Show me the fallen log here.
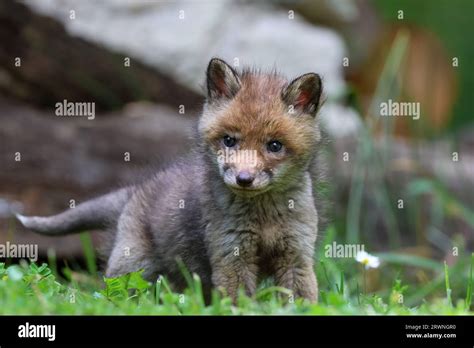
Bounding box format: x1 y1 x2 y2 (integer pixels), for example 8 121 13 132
0 97 196 257
0 0 202 113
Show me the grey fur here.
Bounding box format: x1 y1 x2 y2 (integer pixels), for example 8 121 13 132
16 188 131 235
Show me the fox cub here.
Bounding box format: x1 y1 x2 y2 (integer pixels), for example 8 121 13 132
17 58 325 302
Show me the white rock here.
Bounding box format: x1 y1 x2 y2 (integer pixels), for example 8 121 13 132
25 0 361 137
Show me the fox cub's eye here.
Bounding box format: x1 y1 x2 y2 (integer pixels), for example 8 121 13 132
223 135 237 147
267 140 283 153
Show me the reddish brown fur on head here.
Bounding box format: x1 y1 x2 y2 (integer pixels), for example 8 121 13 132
200 58 323 195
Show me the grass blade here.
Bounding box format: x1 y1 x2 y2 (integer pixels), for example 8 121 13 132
376 252 442 271
444 261 452 307
466 253 474 310
79 232 97 276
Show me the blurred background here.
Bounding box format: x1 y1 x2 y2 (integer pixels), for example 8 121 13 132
0 0 473 305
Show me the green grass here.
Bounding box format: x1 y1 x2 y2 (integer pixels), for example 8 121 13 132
0 251 472 315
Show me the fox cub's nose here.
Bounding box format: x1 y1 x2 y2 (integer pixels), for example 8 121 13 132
236 171 254 187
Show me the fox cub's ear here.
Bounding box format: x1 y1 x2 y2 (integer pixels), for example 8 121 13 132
282 73 322 116
206 58 241 102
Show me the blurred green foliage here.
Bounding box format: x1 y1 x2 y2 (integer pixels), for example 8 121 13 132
373 0 474 132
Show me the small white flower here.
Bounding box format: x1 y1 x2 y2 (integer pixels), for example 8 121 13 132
355 251 380 269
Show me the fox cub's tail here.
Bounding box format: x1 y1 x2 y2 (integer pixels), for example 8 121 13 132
16 187 132 235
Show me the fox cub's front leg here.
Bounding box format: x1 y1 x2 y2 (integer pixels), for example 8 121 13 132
209 231 259 301
274 256 318 303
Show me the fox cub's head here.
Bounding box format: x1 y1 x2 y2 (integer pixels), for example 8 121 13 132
199 58 323 196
